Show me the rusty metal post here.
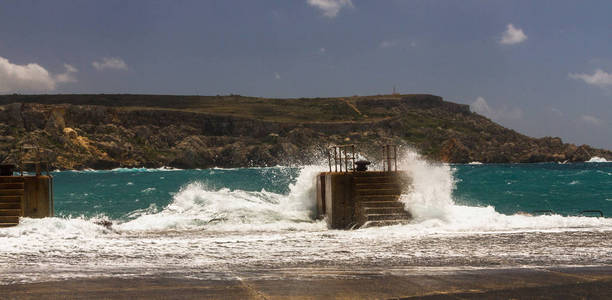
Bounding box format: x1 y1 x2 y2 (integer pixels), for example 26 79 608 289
381 146 385 171
386 145 391 172
394 145 397 172
352 145 355 172
338 147 342 172
344 146 348 172
334 147 338 172
328 148 332 172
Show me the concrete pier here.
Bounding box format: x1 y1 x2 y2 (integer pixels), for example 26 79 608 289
0 175 53 227
316 171 411 229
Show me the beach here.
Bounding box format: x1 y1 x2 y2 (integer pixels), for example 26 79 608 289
1 266 610 299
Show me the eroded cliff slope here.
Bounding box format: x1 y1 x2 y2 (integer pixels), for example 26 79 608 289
0 94 609 169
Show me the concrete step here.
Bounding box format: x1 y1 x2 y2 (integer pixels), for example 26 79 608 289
0 202 20 209
354 176 397 184
0 183 24 189
363 207 406 215
0 196 21 203
361 220 410 227
0 189 24 196
0 177 25 183
365 213 410 221
359 201 405 208
357 195 400 202
355 188 401 196
355 183 400 190
353 171 400 177
0 209 21 216
0 216 19 223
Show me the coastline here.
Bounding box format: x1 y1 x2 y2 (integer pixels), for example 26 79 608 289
0 266 610 299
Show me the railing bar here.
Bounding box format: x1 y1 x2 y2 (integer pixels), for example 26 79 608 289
381 146 385 171
389 145 391 172
344 146 348 172
352 145 355 172
394 145 397 172
334 147 338 172
328 148 332 172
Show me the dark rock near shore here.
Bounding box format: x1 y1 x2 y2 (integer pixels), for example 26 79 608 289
0 94 610 170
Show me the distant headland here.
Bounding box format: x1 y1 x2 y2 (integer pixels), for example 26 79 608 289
0 94 610 170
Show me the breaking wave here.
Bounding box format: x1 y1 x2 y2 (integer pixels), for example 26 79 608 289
3 150 611 237
587 156 609 163
398 150 612 233
117 165 324 232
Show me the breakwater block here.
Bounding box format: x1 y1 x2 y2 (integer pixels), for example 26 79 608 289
316 171 411 229
0 175 53 227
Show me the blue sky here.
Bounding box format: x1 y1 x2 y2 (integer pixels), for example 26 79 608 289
1 0 611 149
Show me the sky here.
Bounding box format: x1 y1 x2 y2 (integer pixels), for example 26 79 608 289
0 0 611 149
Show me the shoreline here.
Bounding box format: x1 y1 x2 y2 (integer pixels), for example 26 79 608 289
24 159 612 173
0 266 610 299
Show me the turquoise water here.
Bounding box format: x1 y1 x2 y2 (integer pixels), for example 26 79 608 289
2 159 611 284
453 163 612 217
53 163 611 221
53 167 298 220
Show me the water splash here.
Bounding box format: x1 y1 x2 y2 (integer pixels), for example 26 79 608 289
118 165 326 232
397 148 612 233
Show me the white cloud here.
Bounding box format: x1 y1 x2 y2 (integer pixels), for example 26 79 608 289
500 24 527 45
580 115 605 127
379 40 398 49
54 64 78 83
92 57 128 71
274 72 281 80
307 0 353 18
0 56 77 93
471 97 523 120
569 69 612 88
550 107 564 117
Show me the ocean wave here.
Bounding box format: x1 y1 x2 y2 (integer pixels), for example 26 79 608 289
117 165 324 232
4 153 611 236
65 166 184 173
587 156 609 163
397 149 612 233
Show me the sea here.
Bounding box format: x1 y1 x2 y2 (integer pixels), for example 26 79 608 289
0 151 611 284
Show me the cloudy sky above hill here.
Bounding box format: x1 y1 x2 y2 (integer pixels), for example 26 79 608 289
0 1 611 149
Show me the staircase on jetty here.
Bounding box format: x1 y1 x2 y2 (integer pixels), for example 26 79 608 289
0 176 24 227
354 171 410 227
0 146 54 227
316 144 411 229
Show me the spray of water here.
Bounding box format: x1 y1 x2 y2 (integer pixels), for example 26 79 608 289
397 148 612 232
117 165 326 232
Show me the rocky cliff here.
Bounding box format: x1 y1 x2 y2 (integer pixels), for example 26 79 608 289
0 94 609 170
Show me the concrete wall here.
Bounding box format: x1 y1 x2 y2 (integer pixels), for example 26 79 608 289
22 176 53 218
315 174 326 219
316 171 411 229
322 172 356 229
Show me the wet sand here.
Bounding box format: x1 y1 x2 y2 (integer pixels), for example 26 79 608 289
0 266 610 299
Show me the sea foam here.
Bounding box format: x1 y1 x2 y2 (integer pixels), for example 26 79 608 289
117 165 325 232
398 149 612 233
587 156 609 163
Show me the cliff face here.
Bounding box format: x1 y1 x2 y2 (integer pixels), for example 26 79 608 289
0 94 609 170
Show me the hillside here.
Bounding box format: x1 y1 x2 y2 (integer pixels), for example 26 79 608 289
0 94 609 169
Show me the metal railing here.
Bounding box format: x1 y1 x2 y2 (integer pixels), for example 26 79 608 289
382 144 398 172
19 146 52 176
328 145 356 172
